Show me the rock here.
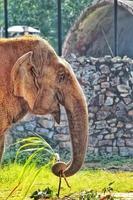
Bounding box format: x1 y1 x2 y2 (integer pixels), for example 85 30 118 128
127 148 133 156
38 118 54 129
119 71 124 76
89 137 99 146
70 53 77 59
89 113 95 118
47 131 54 139
105 97 114 106
97 134 103 140
110 127 117 133
24 122 36 131
127 103 133 110
16 125 24 132
125 123 133 129
117 138 125 147
88 65 96 71
53 134 70 142
115 130 124 138
36 128 49 135
106 147 112 153
123 56 132 62
94 84 100 91
117 121 124 128
120 93 129 97
99 140 112 146
99 94 105 105
111 57 122 63
95 121 107 129
128 110 133 116
101 82 110 89
119 147 129 156
77 56 86 63
104 55 112 62
116 102 127 121
99 129 109 135
89 106 99 113
99 147 106 155
113 63 123 69
90 57 99 65
125 139 133 146
104 134 114 139
88 147 95 154
106 91 116 97
112 147 119 154
115 98 119 103
123 97 132 105
96 110 110 120
100 64 110 74
111 77 120 86
59 141 71 149
117 84 130 93
107 118 117 124
113 139 117 147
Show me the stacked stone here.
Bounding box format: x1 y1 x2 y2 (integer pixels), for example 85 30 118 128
8 55 133 156
66 54 133 156
8 115 55 145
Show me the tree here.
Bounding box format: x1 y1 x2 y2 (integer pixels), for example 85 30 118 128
0 0 93 51
8 0 57 48
62 0 93 40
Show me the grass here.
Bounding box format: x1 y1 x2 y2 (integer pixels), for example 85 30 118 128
0 164 133 200
85 154 133 170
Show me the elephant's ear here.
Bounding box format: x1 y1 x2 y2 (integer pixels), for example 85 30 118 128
11 51 39 110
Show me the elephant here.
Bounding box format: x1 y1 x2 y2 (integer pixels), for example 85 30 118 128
0 36 88 177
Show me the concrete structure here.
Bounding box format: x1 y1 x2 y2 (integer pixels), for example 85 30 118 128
63 0 133 58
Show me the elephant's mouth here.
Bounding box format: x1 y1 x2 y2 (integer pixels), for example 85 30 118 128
32 107 48 115
51 102 61 124
33 98 61 124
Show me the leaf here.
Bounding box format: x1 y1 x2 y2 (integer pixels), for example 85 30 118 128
108 182 115 186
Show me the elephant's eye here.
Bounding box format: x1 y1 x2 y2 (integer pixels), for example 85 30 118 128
58 72 66 83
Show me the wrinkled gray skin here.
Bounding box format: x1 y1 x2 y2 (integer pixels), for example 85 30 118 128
0 37 88 177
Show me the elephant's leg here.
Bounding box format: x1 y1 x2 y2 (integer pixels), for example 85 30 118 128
0 134 5 164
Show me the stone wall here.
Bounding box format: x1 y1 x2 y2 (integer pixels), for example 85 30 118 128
8 55 133 156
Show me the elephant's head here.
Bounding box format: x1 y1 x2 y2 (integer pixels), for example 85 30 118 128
11 45 88 177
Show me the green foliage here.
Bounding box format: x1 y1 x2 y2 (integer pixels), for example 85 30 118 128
6 134 56 200
30 187 53 200
1 164 133 199
0 0 4 27
0 0 93 50
3 133 56 165
8 0 57 48
29 182 118 200
62 0 93 40
67 182 117 199
15 134 55 165
78 187 116 200
85 153 133 169
79 190 100 200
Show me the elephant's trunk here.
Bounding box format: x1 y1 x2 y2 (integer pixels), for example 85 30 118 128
52 82 88 177
64 92 88 177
